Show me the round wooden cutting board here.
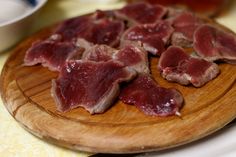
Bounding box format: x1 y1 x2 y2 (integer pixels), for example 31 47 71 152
1 24 236 154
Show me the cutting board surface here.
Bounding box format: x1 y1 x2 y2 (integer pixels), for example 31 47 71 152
1 24 236 154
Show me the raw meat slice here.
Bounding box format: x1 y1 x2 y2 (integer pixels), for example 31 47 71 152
115 2 167 25
119 75 183 116
123 20 173 43
52 60 136 113
171 12 203 47
24 39 84 71
89 18 124 47
172 12 203 27
158 46 220 87
70 38 94 60
122 20 174 55
193 24 236 64
83 44 150 74
54 15 91 42
54 10 124 47
82 44 116 62
114 45 150 74
140 35 166 56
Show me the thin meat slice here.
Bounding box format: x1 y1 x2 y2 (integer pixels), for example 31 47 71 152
123 20 173 43
115 2 167 26
141 35 166 56
24 39 84 71
114 45 150 74
171 12 203 47
172 12 203 27
158 46 220 87
82 44 116 62
194 24 236 64
119 75 183 116
83 44 150 74
54 15 91 42
122 20 174 55
54 10 124 47
70 38 94 60
193 25 219 61
52 60 136 113
89 18 124 47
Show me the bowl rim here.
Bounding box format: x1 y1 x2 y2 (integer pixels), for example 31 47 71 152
0 0 48 27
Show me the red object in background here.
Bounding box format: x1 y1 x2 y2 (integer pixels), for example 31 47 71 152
132 0 227 16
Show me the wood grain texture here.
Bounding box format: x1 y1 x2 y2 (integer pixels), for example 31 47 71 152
1 23 236 154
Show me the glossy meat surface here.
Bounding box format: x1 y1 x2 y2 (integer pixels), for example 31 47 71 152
116 2 167 25
158 46 220 87
52 60 136 113
119 75 183 116
194 24 236 64
24 39 83 71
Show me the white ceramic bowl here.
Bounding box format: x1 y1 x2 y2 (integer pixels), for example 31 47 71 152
0 0 47 52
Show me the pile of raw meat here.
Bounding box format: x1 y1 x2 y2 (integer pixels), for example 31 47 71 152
24 3 236 116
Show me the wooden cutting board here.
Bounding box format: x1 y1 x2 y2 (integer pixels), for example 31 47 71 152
1 24 236 154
